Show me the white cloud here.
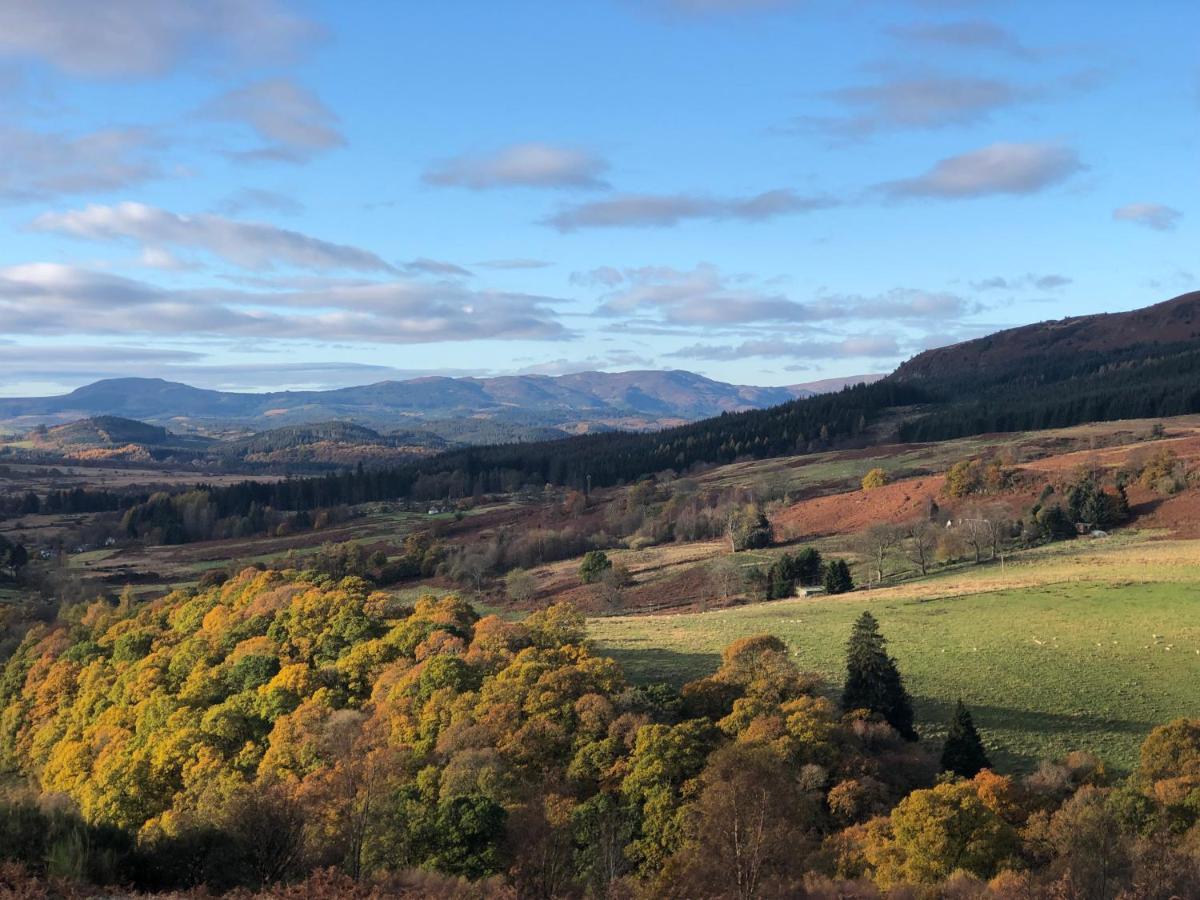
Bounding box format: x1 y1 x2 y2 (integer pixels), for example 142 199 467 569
0 126 159 203
805 74 1029 137
0 0 317 77
879 142 1083 199
668 336 901 361
202 79 344 163
592 265 973 326
33 202 394 273
1112 202 1182 231
0 263 570 345
424 143 609 190
138 246 200 271
510 351 655 376
546 189 834 231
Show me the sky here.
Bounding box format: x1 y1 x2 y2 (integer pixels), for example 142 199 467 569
0 0 1195 396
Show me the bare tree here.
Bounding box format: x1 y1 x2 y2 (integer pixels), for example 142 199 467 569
505 568 538 604
955 513 993 564
595 562 633 611
903 519 938 576
709 555 744 606
982 502 1012 561
858 523 903 585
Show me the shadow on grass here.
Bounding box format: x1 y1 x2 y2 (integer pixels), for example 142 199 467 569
601 650 1154 773
913 694 1153 772
601 645 721 687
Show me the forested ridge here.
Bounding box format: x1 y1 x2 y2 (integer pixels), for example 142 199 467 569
897 342 1200 441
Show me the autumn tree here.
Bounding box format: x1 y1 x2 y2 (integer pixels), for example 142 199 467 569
667 743 816 898
842 611 916 740
872 780 1014 886
862 468 888 490
621 719 720 875
1136 717 1200 804
1042 785 1131 899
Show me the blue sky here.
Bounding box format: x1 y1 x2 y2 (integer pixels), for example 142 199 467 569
0 0 1195 395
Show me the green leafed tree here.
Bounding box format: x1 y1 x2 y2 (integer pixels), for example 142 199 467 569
579 550 613 584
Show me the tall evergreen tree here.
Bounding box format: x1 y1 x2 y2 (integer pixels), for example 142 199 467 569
842 611 917 740
941 699 990 777
823 559 854 595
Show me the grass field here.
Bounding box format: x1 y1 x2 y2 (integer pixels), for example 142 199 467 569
589 534 1200 774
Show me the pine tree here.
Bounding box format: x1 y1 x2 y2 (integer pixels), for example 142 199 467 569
842 611 917 740
941 699 990 777
823 559 854 595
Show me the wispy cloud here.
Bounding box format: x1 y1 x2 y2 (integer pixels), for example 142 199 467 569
801 73 1031 138
546 189 835 231
0 126 160 203
887 21 1035 59
0 0 318 77
33 202 393 273
475 258 553 270
403 257 473 277
971 273 1072 291
215 187 305 217
668 335 901 361
878 142 1083 199
202 78 344 163
655 0 800 14
1112 202 1182 231
591 264 974 327
0 263 570 344
424 143 610 190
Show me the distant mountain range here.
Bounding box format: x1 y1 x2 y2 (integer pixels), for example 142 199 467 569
0 370 884 439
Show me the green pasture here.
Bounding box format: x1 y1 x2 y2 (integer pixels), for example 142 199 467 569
590 568 1200 773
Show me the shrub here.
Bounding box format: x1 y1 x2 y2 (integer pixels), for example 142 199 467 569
862 468 888 490
579 550 612 584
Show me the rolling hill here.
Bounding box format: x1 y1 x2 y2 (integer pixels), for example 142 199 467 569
892 291 1200 440
0 370 832 434
893 290 1200 385
34 415 171 448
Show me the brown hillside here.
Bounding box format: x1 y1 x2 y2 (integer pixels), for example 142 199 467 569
893 291 1200 382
